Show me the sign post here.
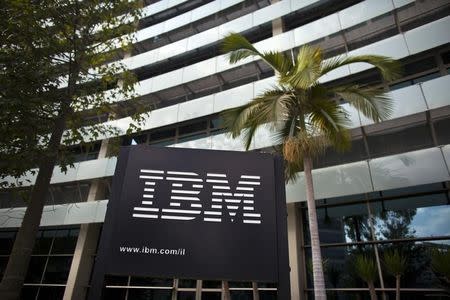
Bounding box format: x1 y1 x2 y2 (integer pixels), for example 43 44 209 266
88 146 290 299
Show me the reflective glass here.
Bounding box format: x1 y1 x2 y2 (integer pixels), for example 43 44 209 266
25 256 47 283
230 290 252 299
0 256 8 278
33 230 55 254
102 288 126 300
178 291 195 300
303 203 371 245
51 229 79 254
130 277 173 287
127 289 172 299
37 286 65 300
42 256 73 284
202 280 221 288
372 195 450 240
378 240 450 288
104 275 128 286
229 281 251 288
178 278 196 288
21 286 38 300
0 231 16 255
305 245 374 288
201 292 221 300
259 291 277 300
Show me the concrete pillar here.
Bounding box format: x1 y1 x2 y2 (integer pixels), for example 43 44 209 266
287 203 301 300
63 139 109 300
271 0 283 36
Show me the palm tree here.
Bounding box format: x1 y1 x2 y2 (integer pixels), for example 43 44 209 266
354 254 379 300
221 33 401 299
383 250 407 300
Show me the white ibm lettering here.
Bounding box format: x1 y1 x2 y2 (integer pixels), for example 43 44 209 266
133 169 262 224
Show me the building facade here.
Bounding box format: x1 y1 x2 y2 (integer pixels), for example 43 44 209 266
1 0 450 299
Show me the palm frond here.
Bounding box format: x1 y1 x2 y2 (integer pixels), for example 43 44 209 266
354 254 378 283
221 33 261 64
220 87 291 147
260 51 293 76
383 250 407 277
333 85 393 122
222 33 292 74
221 104 254 138
281 45 323 88
320 54 402 82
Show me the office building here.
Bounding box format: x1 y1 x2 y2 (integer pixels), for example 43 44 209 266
1 0 449 299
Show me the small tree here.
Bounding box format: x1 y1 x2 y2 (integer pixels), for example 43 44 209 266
383 250 407 300
221 33 401 299
354 255 378 300
0 1 144 299
430 249 450 294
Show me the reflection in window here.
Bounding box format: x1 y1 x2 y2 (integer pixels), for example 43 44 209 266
301 182 450 292
371 193 450 240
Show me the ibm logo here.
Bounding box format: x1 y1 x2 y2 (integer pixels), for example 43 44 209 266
132 169 262 224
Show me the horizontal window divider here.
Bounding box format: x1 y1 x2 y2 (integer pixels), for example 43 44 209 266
313 188 450 209
303 235 450 248
304 288 448 292
105 285 173 289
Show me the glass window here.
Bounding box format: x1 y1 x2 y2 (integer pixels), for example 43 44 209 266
209 118 224 132
150 129 176 141
229 281 252 288
42 256 73 284
21 286 39 300
179 121 207 135
259 291 277 300
434 117 450 145
178 278 196 288
25 256 47 283
33 230 55 254
178 291 195 300
0 231 16 255
201 292 221 300
51 228 79 254
372 193 449 240
389 80 412 91
412 72 440 84
442 50 450 65
0 256 8 278
378 240 450 288
104 275 128 286
258 282 277 288
131 134 148 145
177 132 207 144
306 245 374 288
230 290 253 299
127 289 172 299
130 277 173 287
366 123 433 158
37 286 65 300
202 280 221 288
303 202 371 245
315 138 367 168
102 288 126 300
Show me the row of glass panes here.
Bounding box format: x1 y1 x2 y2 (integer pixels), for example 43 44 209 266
122 116 224 147
0 227 80 300
299 182 450 291
102 277 277 300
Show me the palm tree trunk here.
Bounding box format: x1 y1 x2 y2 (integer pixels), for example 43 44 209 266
0 113 67 300
222 281 230 300
395 275 401 300
367 281 377 300
303 156 326 300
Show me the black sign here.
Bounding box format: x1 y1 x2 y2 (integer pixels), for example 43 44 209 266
88 146 290 299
